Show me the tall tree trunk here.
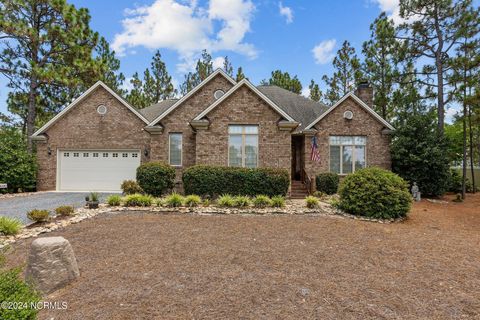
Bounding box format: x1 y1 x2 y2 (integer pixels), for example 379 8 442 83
468 94 476 193
26 77 38 152
436 59 445 136
462 96 467 199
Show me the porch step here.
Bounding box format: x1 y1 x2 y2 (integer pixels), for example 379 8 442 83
290 181 309 199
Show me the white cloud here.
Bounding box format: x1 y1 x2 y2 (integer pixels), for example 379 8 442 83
278 2 293 24
120 77 134 93
301 87 310 98
372 0 406 25
212 56 225 69
312 39 336 64
112 0 257 70
445 107 458 123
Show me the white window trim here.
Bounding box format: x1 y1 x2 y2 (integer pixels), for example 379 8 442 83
329 136 367 175
168 133 183 167
228 125 259 168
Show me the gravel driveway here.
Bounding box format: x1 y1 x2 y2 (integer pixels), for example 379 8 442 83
0 192 115 224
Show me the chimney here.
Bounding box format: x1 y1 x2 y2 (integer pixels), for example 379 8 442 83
355 81 373 108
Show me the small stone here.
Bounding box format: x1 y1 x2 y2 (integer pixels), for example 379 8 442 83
25 236 80 294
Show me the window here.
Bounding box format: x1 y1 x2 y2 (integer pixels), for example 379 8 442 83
132 153 138 158
73 152 79 157
169 133 182 166
122 153 128 158
93 153 99 157
228 125 258 168
64 152 70 157
103 153 109 157
329 136 366 174
214 89 225 100
83 153 89 157
112 153 118 158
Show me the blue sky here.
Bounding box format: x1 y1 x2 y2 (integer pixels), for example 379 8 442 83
0 0 468 121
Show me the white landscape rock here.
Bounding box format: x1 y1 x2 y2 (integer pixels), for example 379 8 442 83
25 236 80 294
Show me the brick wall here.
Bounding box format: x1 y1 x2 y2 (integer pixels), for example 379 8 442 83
195 85 291 170
304 96 391 190
35 87 151 190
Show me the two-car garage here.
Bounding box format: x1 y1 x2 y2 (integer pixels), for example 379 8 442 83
57 150 141 192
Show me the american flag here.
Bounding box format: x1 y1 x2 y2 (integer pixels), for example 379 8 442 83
310 136 321 162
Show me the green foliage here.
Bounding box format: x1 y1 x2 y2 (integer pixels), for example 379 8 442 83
122 194 154 207
305 196 319 209
391 112 451 196
54 205 74 217
338 167 411 219
271 196 286 208
183 165 290 198
106 195 122 206
316 172 340 195
202 199 210 207
136 162 175 197
232 196 251 208
165 193 184 207
180 50 214 95
89 192 99 202
252 195 272 208
312 191 327 199
0 266 40 320
0 217 22 236
95 37 125 94
448 169 474 193
184 195 201 207
155 198 166 207
262 70 302 94
235 67 246 82
121 180 143 195
0 128 37 192
217 194 235 207
27 209 49 222
308 80 322 102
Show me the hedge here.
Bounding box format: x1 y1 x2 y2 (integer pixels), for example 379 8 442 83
182 165 290 197
316 172 339 195
136 162 175 197
338 167 411 219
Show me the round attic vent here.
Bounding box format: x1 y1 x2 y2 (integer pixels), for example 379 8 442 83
214 89 225 100
97 105 107 115
343 110 353 120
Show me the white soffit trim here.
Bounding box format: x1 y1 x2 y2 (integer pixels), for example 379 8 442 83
193 79 296 122
149 68 237 126
304 92 395 130
32 81 150 137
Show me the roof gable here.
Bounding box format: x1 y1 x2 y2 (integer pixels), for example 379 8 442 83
148 69 236 126
32 81 149 137
304 92 395 131
193 79 296 122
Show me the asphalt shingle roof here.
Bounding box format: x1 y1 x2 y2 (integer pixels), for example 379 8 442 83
257 85 330 131
138 99 179 122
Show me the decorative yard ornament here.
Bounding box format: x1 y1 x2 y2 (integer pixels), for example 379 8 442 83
411 182 421 201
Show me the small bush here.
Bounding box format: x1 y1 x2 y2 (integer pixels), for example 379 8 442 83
55 205 74 216
448 170 474 193
312 191 327 199
184 195 201 207
106 195 122 206
0 268 40 319
121 180 143 195
253 195 272 208
183 165 290 197
122 194 154 207
155 198 166 207
88 192 99 202
338 167 411 219
316 172 339 195
0 217 22 236
27 209 49 222
136 162 175 197
271 195 286 208
217 194 235 207
165 193 184 207
233 195 251 207
305 196 319 208
203 199 210 207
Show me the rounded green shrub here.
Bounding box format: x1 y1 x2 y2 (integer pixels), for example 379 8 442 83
136 162 175 197
55 205 75 216
122 194 154 207
0 217 22 236
0 268 40 319
27 209 49 222
182 165 290 198
316 172 339 195
253 195 272 208
271 195 286 208
184 195 201 207
338 167 411 219
165 193 184 207
106 195 122 206
305 196 319 209
121 180 143 195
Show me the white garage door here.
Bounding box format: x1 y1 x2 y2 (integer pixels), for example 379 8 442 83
58 150 141 191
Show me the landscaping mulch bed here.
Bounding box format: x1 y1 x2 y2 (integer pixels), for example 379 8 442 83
5 193 480 319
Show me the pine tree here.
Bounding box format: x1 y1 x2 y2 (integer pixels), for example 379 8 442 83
308 80 322 102
180 50 214 95
235 67 246 81
262 70 302 94
95 37 125 94
398 0 474 135
223 56 234 77
126 72 149 108
143 51 176 104
362 13 398 121
322 41 363 105
0 0 100 150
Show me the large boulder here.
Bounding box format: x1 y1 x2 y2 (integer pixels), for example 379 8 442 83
25 236 79 294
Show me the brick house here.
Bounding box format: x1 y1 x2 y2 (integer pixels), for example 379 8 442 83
31 69 394 195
